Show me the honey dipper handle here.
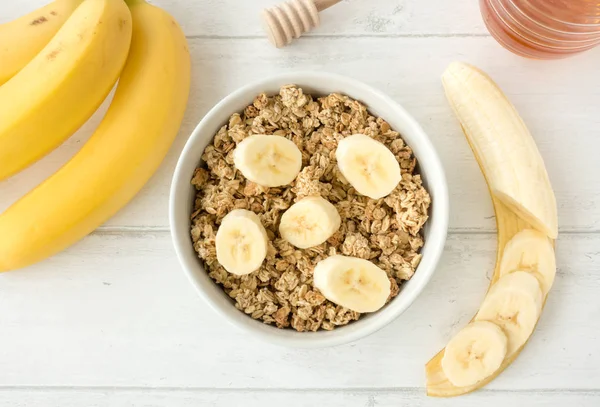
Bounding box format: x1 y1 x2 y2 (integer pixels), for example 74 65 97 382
314 0 342 12
262 0 344 48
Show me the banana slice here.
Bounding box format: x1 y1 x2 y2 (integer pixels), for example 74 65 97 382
279 196 341 249
233 134 302 187
335 134 401 199
475 271 543 356
499 229 556 295
215 209 268 276
441 321 508 387
313 255 391 313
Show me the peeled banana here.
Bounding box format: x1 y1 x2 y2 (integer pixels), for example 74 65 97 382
425 62 558 397
0 0 191 272
0 0 83 85
441 62 558 239
0 0 132 181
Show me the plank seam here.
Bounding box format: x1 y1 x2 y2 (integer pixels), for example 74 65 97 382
0 386 596 394
92 227 600 235
184 33 492 40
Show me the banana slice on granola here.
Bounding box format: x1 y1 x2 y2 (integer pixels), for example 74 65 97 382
335 134 401 199
234 134 302 187
216 209 268 275
313 255 391 313
279 196 341 249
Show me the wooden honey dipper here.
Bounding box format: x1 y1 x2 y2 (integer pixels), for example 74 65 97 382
262 0 342 48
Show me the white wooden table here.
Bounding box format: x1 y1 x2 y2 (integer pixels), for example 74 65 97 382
2 1 600 406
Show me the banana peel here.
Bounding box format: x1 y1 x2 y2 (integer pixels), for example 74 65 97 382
425 198 550 397
425 62 558 397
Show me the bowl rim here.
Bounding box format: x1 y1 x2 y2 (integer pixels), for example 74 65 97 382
169 71 449 348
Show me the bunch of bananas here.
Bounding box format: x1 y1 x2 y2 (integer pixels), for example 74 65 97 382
0 0 191 272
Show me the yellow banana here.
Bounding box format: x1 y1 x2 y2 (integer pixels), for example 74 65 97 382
0 0 84 85
0 0 132 181
0 0 191 272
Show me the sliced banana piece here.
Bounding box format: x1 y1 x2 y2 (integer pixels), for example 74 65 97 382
500 229 556 295
215 209 268 276
233 134 302 187
475 271 543 356
279 196 341 249
335 134 401 199
313 255 391 313
441 321 508 387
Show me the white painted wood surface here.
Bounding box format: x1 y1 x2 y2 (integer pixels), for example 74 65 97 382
1 1 599 406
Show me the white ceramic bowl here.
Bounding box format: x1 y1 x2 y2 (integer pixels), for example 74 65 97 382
170 72 449 348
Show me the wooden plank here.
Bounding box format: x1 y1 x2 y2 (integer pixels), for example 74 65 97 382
0 232 598 389
0 389 598 407
1 0 488 37
1 37 599 231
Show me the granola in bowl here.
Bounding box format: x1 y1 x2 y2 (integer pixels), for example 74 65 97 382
190 85 431 332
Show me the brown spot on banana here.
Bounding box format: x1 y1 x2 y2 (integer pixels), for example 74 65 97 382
46 48 62 61
30 16 48 25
